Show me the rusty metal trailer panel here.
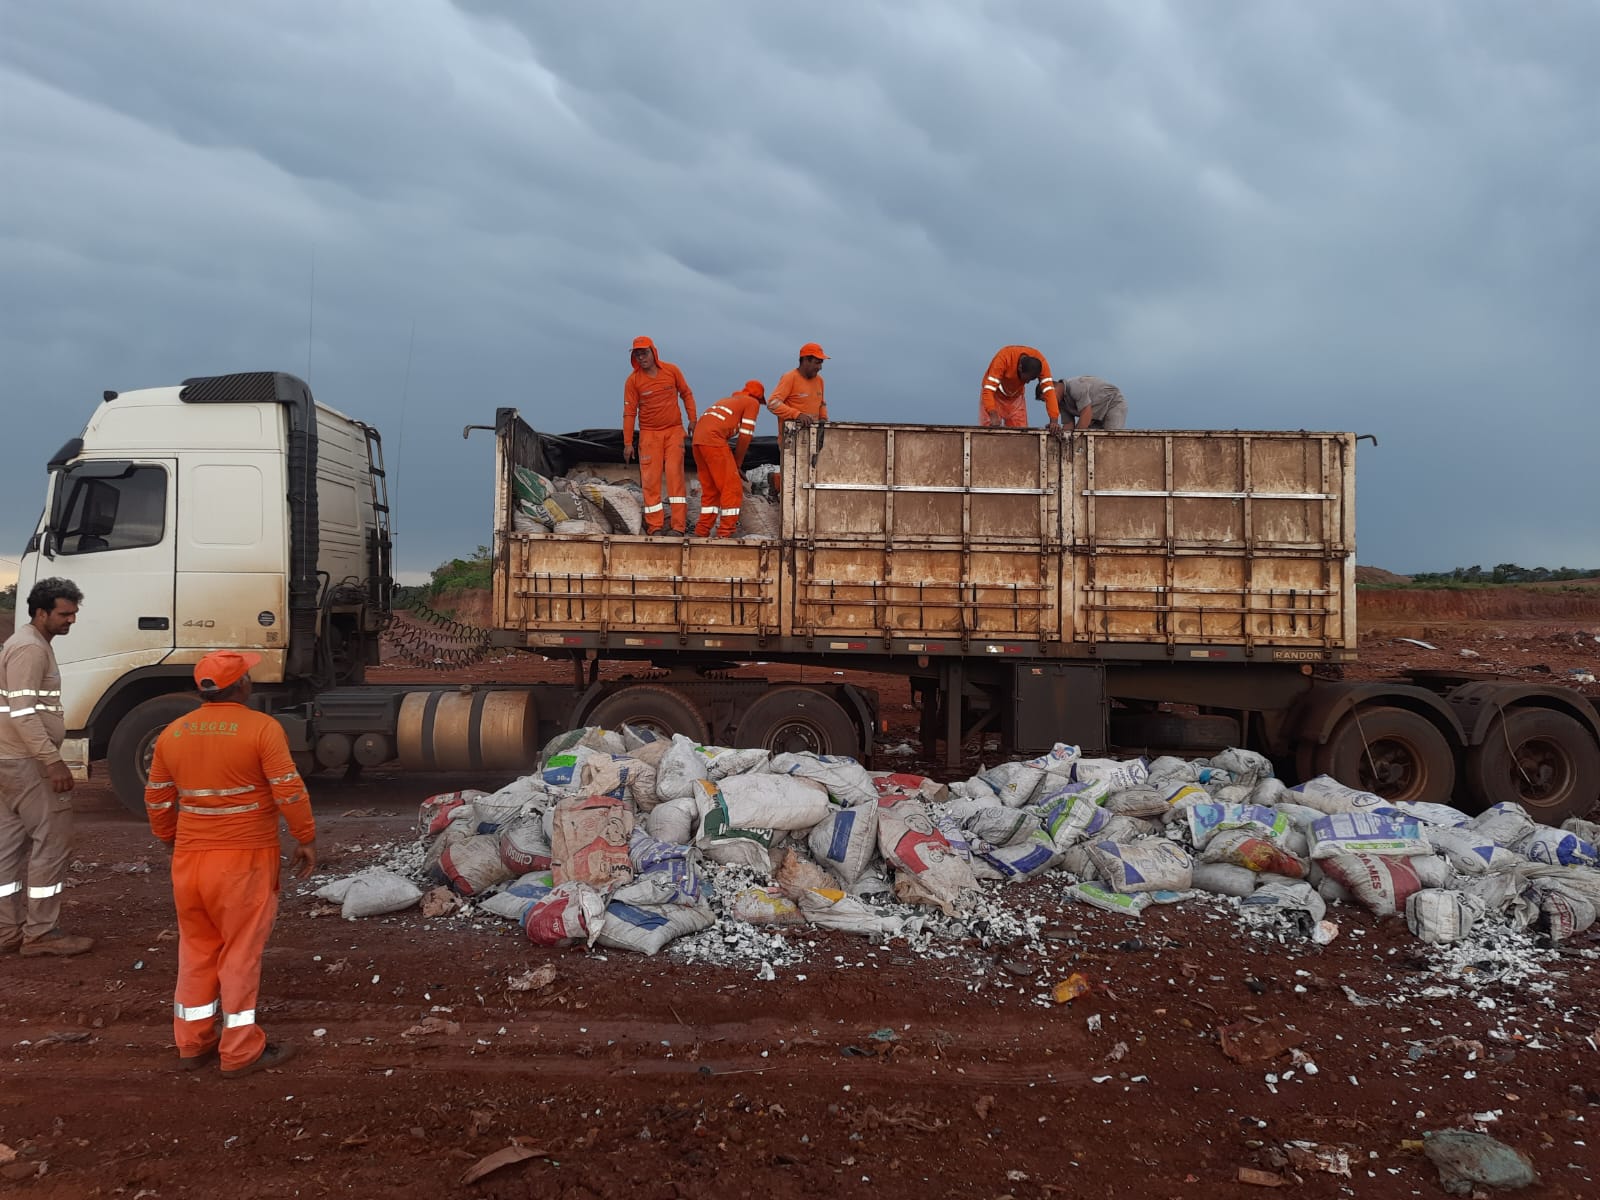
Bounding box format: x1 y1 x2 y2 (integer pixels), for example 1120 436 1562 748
492 410 1355 662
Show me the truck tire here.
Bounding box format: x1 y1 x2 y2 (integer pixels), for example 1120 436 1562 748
1466 707 1600 823
585 684 709 744
108 693 201 817
734 686 860 757
1311 705 1456 805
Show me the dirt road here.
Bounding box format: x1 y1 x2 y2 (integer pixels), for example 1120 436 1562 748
4 771 1598 1199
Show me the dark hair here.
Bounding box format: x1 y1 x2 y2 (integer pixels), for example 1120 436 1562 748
1017 355 1042 379
200 679 249 703
27 577 83 617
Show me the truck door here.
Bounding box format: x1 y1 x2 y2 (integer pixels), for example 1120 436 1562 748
40 459 177 729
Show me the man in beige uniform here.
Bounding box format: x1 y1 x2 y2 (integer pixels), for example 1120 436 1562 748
0 577 93 957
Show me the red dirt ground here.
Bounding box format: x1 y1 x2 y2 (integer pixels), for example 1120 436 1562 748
5 590 1599 1198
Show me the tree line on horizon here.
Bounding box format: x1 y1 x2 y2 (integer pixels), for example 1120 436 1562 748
1409 564 1599 585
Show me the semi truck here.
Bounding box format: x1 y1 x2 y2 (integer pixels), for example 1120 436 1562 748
15 371 1600 824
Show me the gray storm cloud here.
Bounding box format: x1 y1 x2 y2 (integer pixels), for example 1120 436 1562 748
2 0 1595 578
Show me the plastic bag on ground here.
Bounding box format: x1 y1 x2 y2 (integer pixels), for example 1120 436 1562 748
542 745 607 794
796 887 904 937
704 775 832 830
871 772 950 803
479 872 554 921
1526 881 1599 941
1563 817 1600 844
1189 861 1259 898
1103 787 1175 819
541 726 626 765
704 746 771 780
730 887 803 925
1030 787 1112 850
1069 881 1153 916
1187 803 1293 849
971 832 1060 882
579 754 641 802
976 762 1049 808
1199 830 1308 878
1290 775 1390 815
596 899 716 955
1309 812 1431 859
1059 843 1101 881
471 778 545 831
435 834 514 897
1406 889 1488 944
1319 853 1425 917
1089 839 1193 894
621 723 668 754
1071 757 1150 790
1427 826 1523 875
316 870 423 919
963 807 1043 848
877 794 979 914
1379 801 1473 827
770 752 878 807
498 814 554 874
807 801 880 885
609 829 707 907
523 881 607 947
1515 826 1599 867
419 789 489 838
550 795 635 889
695 802 774 871
644 795 702 846
1023 743 1081 775
656 733 711 802
1249 778 1291 808
1470 801 1538 848
1240 879 1327 933
772 848 840 899
1208 747 1275 787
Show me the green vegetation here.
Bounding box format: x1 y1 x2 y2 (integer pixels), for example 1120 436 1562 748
1360 564 1600 591
0 582 14 617
1407 564 1599 586
394 546 493 615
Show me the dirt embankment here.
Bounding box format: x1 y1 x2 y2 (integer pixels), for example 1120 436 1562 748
1359 586 1600 629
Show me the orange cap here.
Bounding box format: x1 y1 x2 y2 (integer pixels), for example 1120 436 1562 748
798 342 829 361
629 336 657 364
194 650 261 693
743 379 766 400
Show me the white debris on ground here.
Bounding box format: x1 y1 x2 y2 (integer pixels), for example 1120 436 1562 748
311 727 1600 1012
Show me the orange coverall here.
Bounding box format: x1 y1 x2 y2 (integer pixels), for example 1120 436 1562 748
767 369 827 439
623 338 697 532
980 345 1059 427
145 704 314 1070
692 387 763 538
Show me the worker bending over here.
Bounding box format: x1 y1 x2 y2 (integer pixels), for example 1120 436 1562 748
768 342 829 436
980 345 1060 428
623 336 697 536
145 651 316 1077
1060 376 1129 430
692 380 765 538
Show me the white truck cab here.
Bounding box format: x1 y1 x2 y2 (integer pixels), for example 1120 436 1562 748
16 372 391 803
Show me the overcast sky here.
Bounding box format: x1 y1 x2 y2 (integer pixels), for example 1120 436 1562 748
2 0 1596 584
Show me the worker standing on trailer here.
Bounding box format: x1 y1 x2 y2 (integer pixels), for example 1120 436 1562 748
145 651 316 1077
1059 375 1129 430
0 577 93 958
692 380 765 538
622 336 697 536
980 345 1060 428
768 342 829 437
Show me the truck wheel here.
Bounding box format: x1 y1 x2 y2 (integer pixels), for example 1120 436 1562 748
734 687 860 757
1312 705 1456 805
585 684 709 744
107 694 201 817
1466 707 1600 822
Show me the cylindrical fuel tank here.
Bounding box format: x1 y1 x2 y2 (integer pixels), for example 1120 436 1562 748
397 688 539 773
315 732 353 769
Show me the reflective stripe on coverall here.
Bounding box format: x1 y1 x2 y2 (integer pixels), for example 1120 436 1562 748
980 345 1059 427
692 386 763 538
0 624 71 941
146 702 314 1069
623 337 696 532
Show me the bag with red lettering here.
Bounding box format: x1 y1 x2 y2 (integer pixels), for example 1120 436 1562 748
523 881 608 947
418 789 488 838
